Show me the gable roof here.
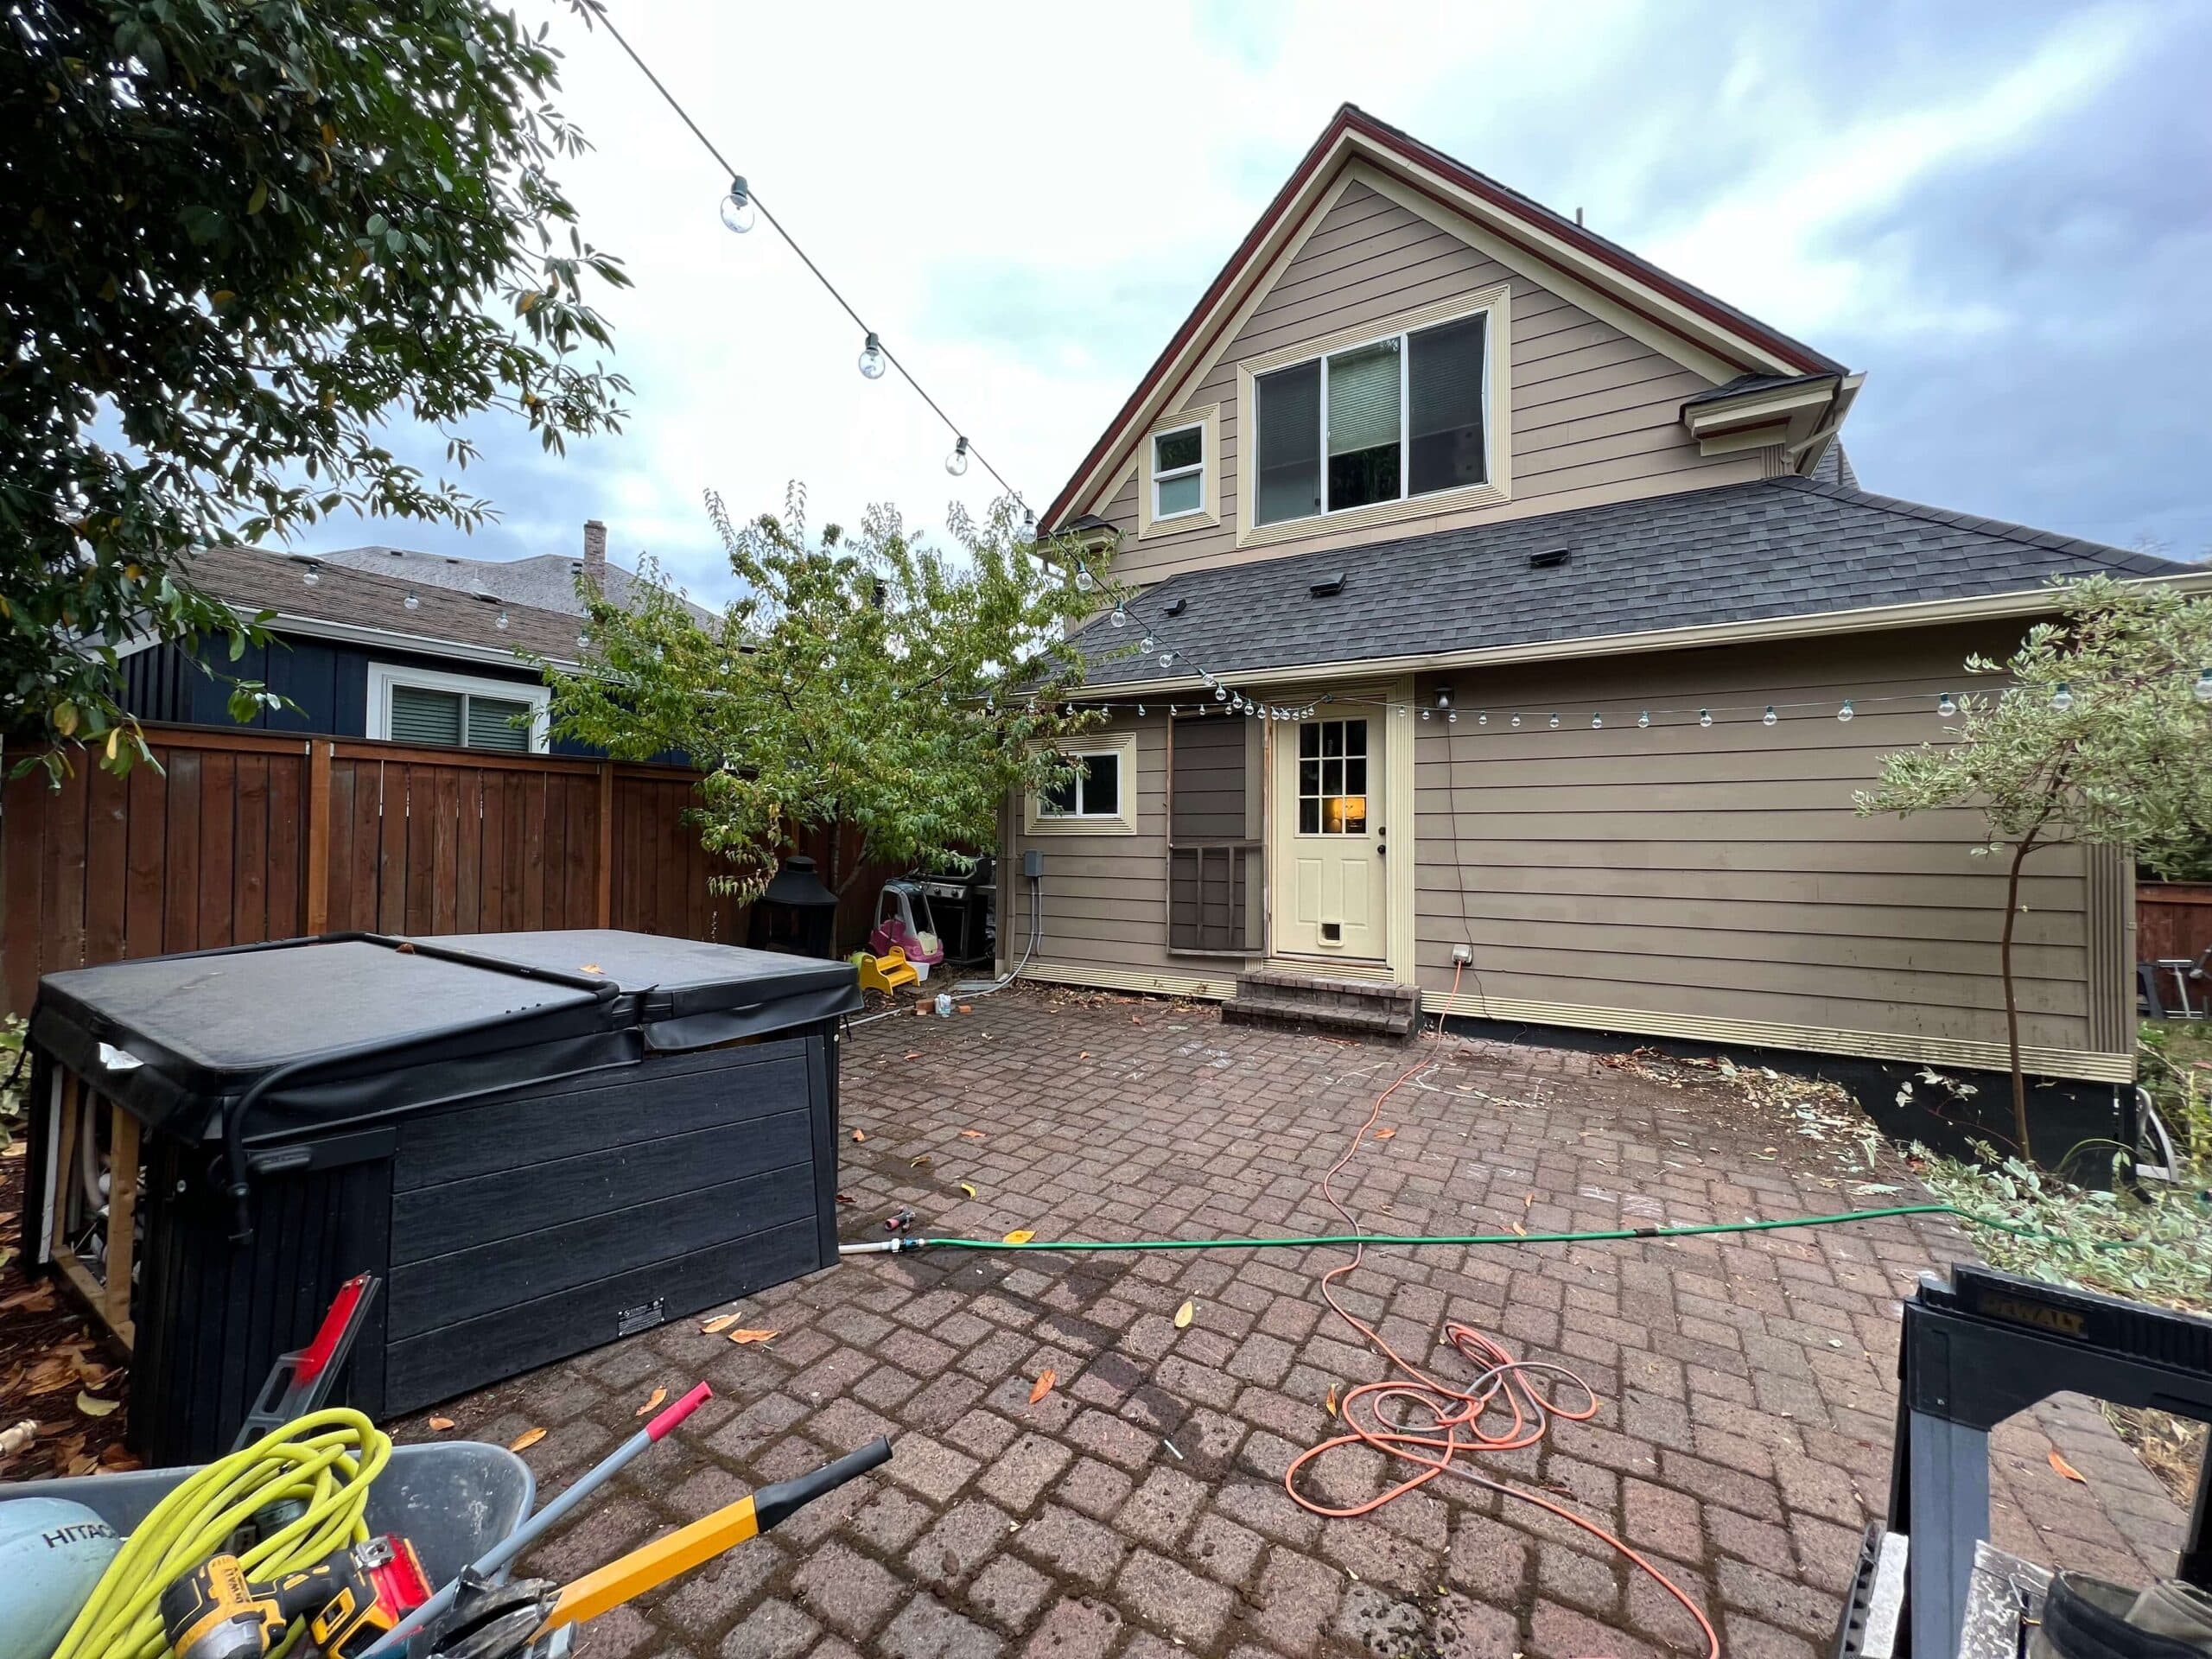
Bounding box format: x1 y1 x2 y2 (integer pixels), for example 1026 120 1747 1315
1070 477 2196 690
1043 104 1846 531
182 543 592 665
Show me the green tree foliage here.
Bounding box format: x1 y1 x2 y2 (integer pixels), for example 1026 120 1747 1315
546 487 1124 899
3 0 628 775
1859 577 2212 1154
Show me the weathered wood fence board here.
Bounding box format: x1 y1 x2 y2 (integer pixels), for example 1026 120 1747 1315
3 725 899 1016
2139 881 2212 965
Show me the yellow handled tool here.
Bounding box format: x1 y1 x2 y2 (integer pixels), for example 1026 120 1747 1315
417 1439 893 1658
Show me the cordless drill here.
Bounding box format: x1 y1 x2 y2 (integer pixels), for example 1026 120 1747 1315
160 1535 432 1659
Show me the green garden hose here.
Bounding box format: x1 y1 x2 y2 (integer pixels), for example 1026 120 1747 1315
842 1201 2169 1256
50 1408 391 1659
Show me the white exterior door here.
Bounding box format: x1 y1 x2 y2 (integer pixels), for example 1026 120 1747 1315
1272 713 1386 960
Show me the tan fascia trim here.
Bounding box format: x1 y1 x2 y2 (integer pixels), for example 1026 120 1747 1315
1682 379 1835 436
1076 569 2212 698
1420 988 2134 1084
1060 130 1815 529
1791 372 1867 478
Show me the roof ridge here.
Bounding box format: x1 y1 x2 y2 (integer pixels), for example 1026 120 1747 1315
216 543 586 626
1769 476 2192 575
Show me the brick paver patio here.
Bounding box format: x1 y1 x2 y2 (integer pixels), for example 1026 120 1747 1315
407 987 2186 1658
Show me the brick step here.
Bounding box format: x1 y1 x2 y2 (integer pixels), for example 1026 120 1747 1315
1223 969 1419 1041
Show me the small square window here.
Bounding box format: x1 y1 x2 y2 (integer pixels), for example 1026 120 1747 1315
1039 750 1122 819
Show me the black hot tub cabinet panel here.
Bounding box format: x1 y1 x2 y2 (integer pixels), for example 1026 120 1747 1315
378 1037 838 1414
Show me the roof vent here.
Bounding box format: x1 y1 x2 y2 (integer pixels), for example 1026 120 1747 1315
1528 548 1572 569
1309 572 1346 598
1163 597 1187 617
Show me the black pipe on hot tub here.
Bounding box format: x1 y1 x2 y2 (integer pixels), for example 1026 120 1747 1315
220 935 624 1243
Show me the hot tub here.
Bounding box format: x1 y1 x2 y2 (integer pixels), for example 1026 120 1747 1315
20 930 858 1465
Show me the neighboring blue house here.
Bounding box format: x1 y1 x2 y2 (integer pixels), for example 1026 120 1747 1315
120 521 698 759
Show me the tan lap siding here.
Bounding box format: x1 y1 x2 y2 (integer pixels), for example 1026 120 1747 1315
1107 176 1763 588
1411 626 2122 1071
1008 712 1248 983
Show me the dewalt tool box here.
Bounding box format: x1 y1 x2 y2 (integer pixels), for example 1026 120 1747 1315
20 930 858 1464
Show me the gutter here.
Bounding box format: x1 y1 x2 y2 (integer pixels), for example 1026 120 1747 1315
1071 569 2212 698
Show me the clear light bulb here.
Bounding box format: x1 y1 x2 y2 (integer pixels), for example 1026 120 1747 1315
857 332 887 379
302 566 320 586
1477 713 1488 727
1446 709 1459 724
1837 699 1854 722
1637 710 1649 728
1699 709 1713 728
1110 604 1128 629
1137 704 1145 717
496 611 510 631
719 177 756 233
1203 673 1217 690
1510 714 1522 728
1159 652 1174 668
1075 568 1096 594
1763 705 1778 726
1397 704 1408 716
404 591 420 611
1214 687 1227 702
945 437 969 477
2195 669 2211 702
1937 692 1958 718
1140 633 1154 652
1548 714 1560 729
1421 708 1431 721
1592 714 1603 729
2051 682 2074 711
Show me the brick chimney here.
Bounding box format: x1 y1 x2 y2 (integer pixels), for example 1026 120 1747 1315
582 519 608 590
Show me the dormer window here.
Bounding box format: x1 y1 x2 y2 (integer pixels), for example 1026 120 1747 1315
1254 312 1489 526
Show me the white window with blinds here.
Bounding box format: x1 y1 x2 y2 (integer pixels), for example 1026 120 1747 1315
366 664 550 753
1244 289 1503 537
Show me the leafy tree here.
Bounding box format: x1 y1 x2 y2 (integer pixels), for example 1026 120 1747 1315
1859 577 2212 1156
3 0 628 775
546 487 1122 899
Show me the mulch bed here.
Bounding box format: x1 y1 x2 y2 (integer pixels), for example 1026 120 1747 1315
0 1133 137 1482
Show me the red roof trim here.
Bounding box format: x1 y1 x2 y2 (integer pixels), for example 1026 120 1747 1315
1043 105 1840 531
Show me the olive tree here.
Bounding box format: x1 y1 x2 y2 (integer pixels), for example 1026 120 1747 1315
546 488 1123 899
1858 577 2212 1155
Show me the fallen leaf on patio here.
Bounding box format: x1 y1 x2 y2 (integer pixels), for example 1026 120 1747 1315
915 1006 931 1018
636 1388 668 1417
1522 1192 1535 1209
904 1051 922 1060
1078 1051 1090 1060
74 1393 119 1418
428 1416 456 1432
852 1130 867 1142
0 1285 55 1314
396 941 416 954
1029 1370 1056 1404
1510 1223 1528 1236
579 963 602 974
1173 1300 1195 1329
836 1192 855 1205
958 1005 973 1014
727 1329 778 1345
701 1314 740 1333
1372 1128 1396 1141
911 1154 932 1168
509 1427 547 1452
960 1129 986 1140
1003 1230 1035 1244
99 1443 140 1470
1325 1386 1338 1419
960 1183 978 1198
2048 1449 2086 1484
67 1452 98 1476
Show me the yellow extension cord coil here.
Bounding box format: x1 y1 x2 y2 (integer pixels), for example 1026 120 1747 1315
50 1408 391 1659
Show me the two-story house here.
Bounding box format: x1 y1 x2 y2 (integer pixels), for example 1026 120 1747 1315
1003 105 2196 1121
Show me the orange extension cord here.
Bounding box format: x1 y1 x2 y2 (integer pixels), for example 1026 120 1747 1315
1282 966 1721 1659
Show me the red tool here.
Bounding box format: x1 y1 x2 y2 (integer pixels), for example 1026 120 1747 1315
232 1274 381 1450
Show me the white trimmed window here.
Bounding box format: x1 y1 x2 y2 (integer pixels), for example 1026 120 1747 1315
1024 731 1139 836
1136 404 1221 537
366 664 550 753
1237 286 1509 546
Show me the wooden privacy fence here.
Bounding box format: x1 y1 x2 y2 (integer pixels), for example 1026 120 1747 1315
2138 881 2212 965
3 724 894 1017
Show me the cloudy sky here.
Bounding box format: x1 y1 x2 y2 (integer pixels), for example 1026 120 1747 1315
307 0 2212 599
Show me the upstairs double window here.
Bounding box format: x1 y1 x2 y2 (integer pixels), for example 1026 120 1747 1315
1254 311 1490 527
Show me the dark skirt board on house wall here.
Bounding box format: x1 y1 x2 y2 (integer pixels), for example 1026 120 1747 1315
17 929 858 1464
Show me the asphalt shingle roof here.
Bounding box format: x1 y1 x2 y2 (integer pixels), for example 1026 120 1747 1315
186 544 592 664
313 543 714 625
1075 476 2192 689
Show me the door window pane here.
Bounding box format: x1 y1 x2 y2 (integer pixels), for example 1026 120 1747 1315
1255 360 1322 525
1408 315 1487 495
1296 719 1370 836
1326 340 1402 511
